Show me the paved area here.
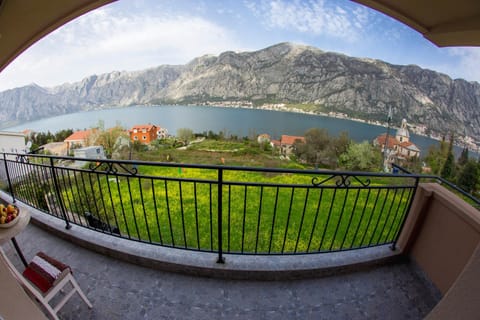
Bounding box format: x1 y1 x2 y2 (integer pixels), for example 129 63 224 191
3 224 440 320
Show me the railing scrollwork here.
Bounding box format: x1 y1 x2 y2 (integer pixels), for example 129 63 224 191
312 174 371 187
88 160 138 175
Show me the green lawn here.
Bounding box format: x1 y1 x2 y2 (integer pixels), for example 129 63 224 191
186 140 247 152
126 138 306 169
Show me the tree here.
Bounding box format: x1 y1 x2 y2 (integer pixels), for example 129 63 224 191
402 156 423 174
54 129 73 142
441 151 455 180
94 125 128 158
458 147 469 166
294 128 332 167
339 141 382 171
28 129 74 152
293 129 352 169
207 130 220 140
177 128 194 144
331 131 350 168
457 159 479 194
441 135 455 180
32 131 54 146
424 138 449 175
132 140 147 152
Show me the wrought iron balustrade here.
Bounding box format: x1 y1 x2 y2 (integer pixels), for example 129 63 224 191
0 153 446 262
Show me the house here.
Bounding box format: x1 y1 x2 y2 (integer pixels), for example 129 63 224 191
22 129 34 140
270 139 281 152
128 124 158 144
280 135 305 155
64 130 94 153
0 131 27 160
257 134 271 144
374 119 420 164
156 127 169 139
398 141 421 158
0 131 27 182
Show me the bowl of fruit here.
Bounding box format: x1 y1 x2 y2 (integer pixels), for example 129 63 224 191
0 203 20 228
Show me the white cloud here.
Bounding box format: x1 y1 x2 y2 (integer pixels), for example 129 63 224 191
445 48 480 82
244 0 370 41
0 6 239 91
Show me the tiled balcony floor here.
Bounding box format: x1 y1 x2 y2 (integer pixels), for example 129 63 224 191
2 223 440 320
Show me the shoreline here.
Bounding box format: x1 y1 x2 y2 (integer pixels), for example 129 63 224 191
193 102 479 152
3 103 479 153
194 102 442 140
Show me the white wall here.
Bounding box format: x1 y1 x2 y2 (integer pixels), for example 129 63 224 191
0 131 26 159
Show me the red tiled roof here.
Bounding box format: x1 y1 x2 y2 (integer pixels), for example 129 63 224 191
399 141 413 147
375 134 420 154
129 124 157 132
64 130 92 142
270 139 281 147
375 134 398 149
399 141 420 152
281 135 305 145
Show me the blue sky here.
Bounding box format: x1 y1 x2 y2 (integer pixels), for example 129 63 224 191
1 0 480 91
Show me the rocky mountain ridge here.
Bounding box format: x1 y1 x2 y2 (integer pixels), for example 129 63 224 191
0 42 479 140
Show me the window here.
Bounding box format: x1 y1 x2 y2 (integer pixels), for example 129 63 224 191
142 129 147 133
142 136 147 140
134 136 138 140
133 129 138 133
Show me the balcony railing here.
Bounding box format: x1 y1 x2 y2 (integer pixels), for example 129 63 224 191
0 153 440 262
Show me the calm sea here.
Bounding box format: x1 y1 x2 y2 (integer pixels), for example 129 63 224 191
3 105 459 156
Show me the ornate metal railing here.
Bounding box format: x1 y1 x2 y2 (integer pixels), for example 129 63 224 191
0 153 425 262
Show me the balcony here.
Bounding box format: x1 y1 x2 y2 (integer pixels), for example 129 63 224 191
2 221 440 319
1 153 479 319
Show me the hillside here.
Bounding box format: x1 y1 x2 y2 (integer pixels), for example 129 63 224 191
1 42 479 140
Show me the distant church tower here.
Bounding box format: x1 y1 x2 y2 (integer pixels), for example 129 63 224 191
395 119 410 143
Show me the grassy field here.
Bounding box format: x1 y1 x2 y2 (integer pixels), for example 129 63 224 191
126 138 308 169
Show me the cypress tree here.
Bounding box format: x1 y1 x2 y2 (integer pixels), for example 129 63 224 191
441 134 455 180
458 147 469 166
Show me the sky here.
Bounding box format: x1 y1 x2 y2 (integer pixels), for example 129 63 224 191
1 0 480 92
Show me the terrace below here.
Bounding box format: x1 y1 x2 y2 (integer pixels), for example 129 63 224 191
2 222 440 319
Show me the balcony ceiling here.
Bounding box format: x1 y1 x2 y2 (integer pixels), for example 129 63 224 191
0 0 115 73
353 0 480 47
0 0 478 74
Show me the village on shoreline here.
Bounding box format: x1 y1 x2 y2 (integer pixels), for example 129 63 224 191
190 100 480 153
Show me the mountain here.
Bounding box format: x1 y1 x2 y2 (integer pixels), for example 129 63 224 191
1 42 479 140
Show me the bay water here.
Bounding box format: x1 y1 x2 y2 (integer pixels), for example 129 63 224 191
4 105 452 156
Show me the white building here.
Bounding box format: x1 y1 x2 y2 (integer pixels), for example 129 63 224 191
0 131 28 183
73 146 106 166
373 119 420 170
157 127 169 139
0 131 27 160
